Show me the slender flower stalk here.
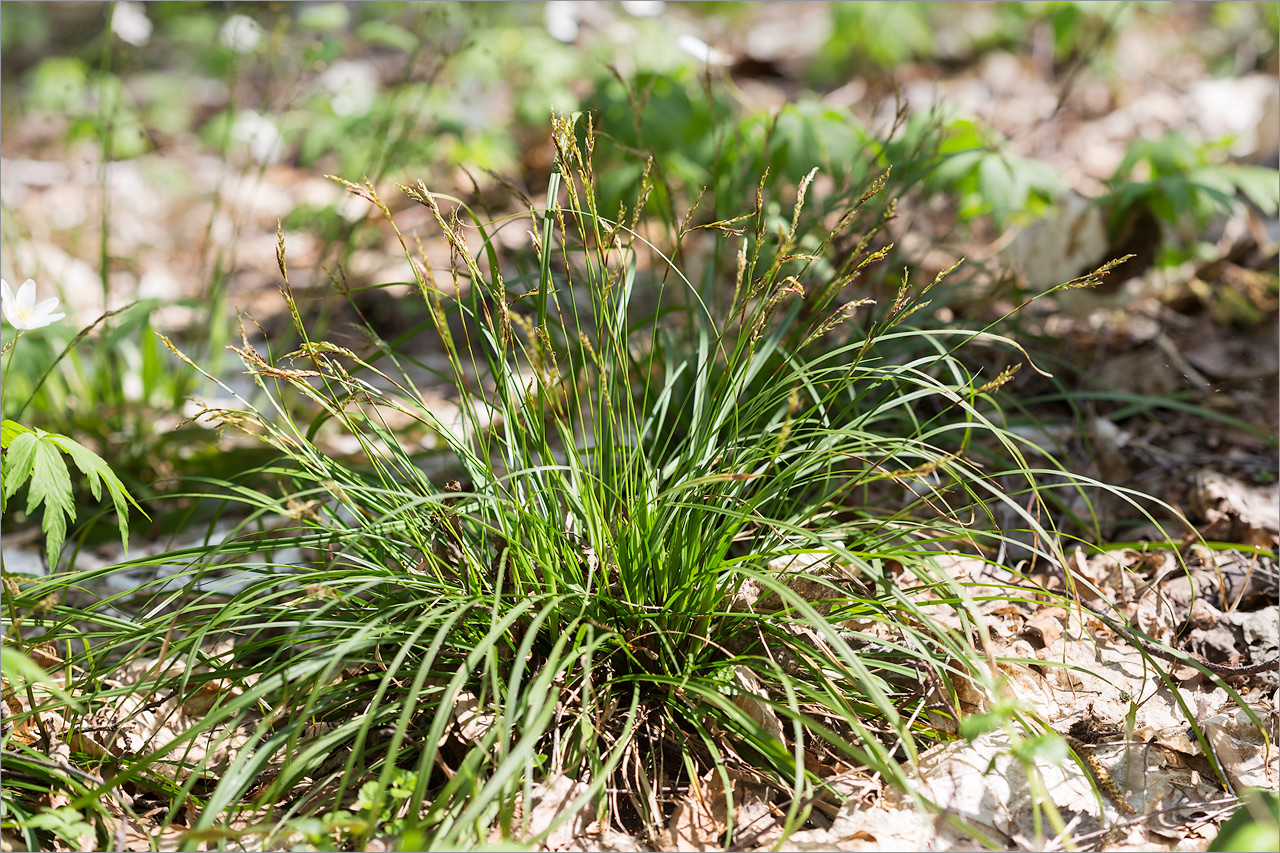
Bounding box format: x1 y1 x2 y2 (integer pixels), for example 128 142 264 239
1 333 14 392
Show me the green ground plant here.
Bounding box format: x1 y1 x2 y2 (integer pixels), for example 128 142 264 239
1 280 143 560
1 282 144 853
2 2 455 506
1 114 1180 850
927 117 1063 228
1104 130 1280 264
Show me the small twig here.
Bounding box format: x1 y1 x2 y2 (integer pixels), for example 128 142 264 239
1069 796 1239 847
1078 599 1279 675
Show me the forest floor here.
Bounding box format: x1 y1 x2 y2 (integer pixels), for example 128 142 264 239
1 3 1277 851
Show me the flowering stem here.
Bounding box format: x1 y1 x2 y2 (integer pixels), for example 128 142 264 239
11 302 135 422
2 330 22 409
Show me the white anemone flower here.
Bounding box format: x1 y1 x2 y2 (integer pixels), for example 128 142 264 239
220 14 263 54
231 109 286 166
621 1 665 17
676 33 730 66
1 279 66 330
320 60 378 118
544 1 579 43
111 1 153 47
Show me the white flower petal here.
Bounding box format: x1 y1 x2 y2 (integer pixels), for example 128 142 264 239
676 33 729 66
16 279 36 309
621 1 665 17
220 14 263 54
320 60 378 117
231 110 286 166
0 279 15 326
112 1 153 47
544 1 579 43
122 371 145 402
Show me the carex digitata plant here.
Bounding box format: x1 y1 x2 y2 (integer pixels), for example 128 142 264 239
43 113 1148 849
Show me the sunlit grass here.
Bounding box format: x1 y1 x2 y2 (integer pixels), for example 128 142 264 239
2 113 1183 851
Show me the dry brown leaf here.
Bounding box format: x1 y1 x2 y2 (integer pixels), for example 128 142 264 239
730 783 779 849
1191 470 1280 547
557 822 650 852
659 770 726 853
122 824 187 853
1099 347 1185 397
1090 416 1134 484
1009 191 1109 291
1225 606 1280 660
823 802 938 852
452 691 495 744
1022 608 1065 649
524 774 593 851
1201 703 1279 791
179 679 238 719
731 666 785 749
911 730 1102 844
28 642 64 671
1181 318 1280 381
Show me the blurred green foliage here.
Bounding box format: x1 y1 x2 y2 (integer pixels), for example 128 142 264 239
929 118 1063 227
4 0 1273 240
1209 789 1280 853
813 2 938 80
1108 132 1280 226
